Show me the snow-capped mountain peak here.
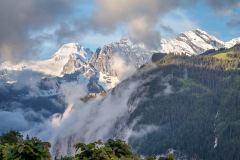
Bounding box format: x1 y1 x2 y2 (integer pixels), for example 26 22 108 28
0 43 94 77
52 43 93 63
225 37 240 48
160 29 239 55
89 36 152 79
0 29 239 93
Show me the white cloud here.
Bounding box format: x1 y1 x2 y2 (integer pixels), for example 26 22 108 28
23 75 142 157
59 81 88 105
111 55 136 81
159 9 199 38
129 125 159 138
8 70 42 92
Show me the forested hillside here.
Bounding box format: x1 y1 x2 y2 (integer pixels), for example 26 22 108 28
202 44 240 60
126 52 240 160
1 48 240 160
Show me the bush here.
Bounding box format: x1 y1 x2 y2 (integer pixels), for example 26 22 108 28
0 131 51 160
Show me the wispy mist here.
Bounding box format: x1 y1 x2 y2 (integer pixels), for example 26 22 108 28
111 55 136 81
0 111 28 133
16 75 140 157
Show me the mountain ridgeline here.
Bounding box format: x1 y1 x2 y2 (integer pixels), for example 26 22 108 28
0 30 240 159
123 48 240 159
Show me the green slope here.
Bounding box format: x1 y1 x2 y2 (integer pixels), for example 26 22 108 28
203 44 240 60
127 54 240 160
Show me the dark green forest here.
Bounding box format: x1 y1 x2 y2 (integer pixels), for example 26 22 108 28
127 47 240 160
1 46 240 159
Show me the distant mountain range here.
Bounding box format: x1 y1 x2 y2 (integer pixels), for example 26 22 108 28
51 44 240 159
1 29 240 159
0 29 239 93
0 29 239 126
0 29 239 129
160 29 240 55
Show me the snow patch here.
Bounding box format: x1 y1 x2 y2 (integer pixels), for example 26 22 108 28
214 137 218 148
98 72 120 90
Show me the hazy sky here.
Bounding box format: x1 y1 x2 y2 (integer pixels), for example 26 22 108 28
0 0 239 60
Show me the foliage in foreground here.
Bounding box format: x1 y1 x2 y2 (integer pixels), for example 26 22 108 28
0 130 174 160
0 130 51 160
58 139 174 160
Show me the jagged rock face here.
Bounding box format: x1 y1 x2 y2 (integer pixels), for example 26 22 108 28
175 30 224 54
0 29 239 94
61 54 92 75
61 56 76 75
52 43 93 63
160 29 226 55
60 55 104 93
193 29 224 49
87 80 105 93
90 37 152 77
90 46 117 76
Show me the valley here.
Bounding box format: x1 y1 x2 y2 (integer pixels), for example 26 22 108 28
0 29 240 159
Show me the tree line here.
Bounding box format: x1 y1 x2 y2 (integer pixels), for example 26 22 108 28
0 130 174 160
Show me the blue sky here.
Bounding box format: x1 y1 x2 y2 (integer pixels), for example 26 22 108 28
53 0 239 54
186 1 240 41
0 0 239 61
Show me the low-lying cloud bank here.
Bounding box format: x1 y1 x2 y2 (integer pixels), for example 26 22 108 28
23 78 139 157
0 68 159 157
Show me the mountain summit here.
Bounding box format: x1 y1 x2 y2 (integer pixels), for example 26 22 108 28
52 43 92 63
0 29 239 92
160 29 239 55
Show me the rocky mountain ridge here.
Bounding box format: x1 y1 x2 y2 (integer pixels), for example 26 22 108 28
0 29 240 159
160 29 240 55
0 29 239 94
